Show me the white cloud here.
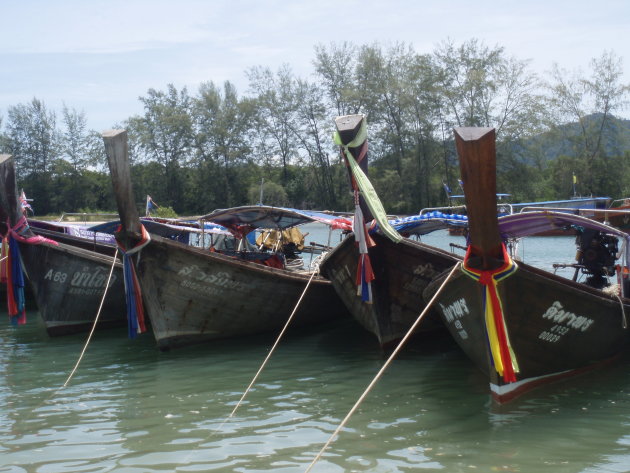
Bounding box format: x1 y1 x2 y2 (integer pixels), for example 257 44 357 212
1 0 628 129
2 0 223 54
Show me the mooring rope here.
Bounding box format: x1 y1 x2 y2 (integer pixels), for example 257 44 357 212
62 247 119 388
214 264 320 433
179 263 322 467
614 293 628 329
303 262 462 473
12 248 121 428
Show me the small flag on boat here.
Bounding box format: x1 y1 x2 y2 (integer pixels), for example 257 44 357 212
19 190 33 215
458 179 464 191
145 195 159 216
443 182 452 197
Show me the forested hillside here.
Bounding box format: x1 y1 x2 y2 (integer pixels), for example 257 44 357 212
1 40 629 216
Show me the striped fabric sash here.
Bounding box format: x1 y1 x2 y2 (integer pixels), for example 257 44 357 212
1 217 58 325
461 243 519 383
333 118 401 303
116 225 150 338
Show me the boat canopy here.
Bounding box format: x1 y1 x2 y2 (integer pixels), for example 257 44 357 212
88 218 232 238
449 193 511 200
29 219 118 245
389 211 468 236
498 210 630 265
506 196 612 211
197 205 352 239
497 210 627 239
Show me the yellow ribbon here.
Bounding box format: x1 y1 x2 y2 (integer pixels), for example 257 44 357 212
461 245 519 381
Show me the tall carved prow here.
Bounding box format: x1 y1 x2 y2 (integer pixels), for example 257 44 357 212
454 127 504 270
0 154 34 237
102 130 142 241
335 114 373 222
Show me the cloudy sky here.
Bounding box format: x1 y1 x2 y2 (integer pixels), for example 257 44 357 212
2 0 628 131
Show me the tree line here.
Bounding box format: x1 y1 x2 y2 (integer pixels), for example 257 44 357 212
1 39 629 217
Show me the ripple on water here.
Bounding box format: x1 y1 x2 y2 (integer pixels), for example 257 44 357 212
3 283 630 472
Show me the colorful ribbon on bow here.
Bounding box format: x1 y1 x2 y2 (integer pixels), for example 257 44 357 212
1 236 25 325
352 189 375 302
116 225 150 338
1 216 58 325
333 120 402 246
333 117 401 303
461 243 519 383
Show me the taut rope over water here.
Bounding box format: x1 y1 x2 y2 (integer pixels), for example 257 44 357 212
303 262 462 473
179 264 322 467
62 248 120 388
214 265 321 433
614 294 628 329
13 249 121 427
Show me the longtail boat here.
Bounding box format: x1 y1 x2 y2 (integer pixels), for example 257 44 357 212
319 115 460 347
102 130 350 351
425 127 630 402
445 196 620 236
599 198 630 233
0 154 127 336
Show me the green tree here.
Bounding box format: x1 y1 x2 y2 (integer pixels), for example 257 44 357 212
5 98 59 176
291 79 340 208
355 43 448 210
433 39 544 201
5 98 59 214
247 179 288 206
313 41 364 117
192 81 254 211
545 51 630 195
247 64 300 185
60 105 91 172
433 39 541 136
128 84 194 212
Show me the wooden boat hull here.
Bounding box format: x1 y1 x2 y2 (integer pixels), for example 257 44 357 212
135 235 345 350
604 203 630 232
320 232 460 346
18 240 126 336
427 262 630 402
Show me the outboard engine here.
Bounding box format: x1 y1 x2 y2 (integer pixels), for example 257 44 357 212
575 228 618 289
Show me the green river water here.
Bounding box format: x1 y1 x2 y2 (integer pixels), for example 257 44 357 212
2 229 630 473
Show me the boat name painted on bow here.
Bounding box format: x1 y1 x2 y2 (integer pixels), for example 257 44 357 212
440 299 470 340
541 301 595 333
177 265 250 293
403 263 441 293
413 263 440 278
44 266 117 296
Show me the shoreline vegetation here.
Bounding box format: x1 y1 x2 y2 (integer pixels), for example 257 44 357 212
1 40 629 218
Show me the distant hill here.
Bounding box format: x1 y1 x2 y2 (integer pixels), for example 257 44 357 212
526 114 630 162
